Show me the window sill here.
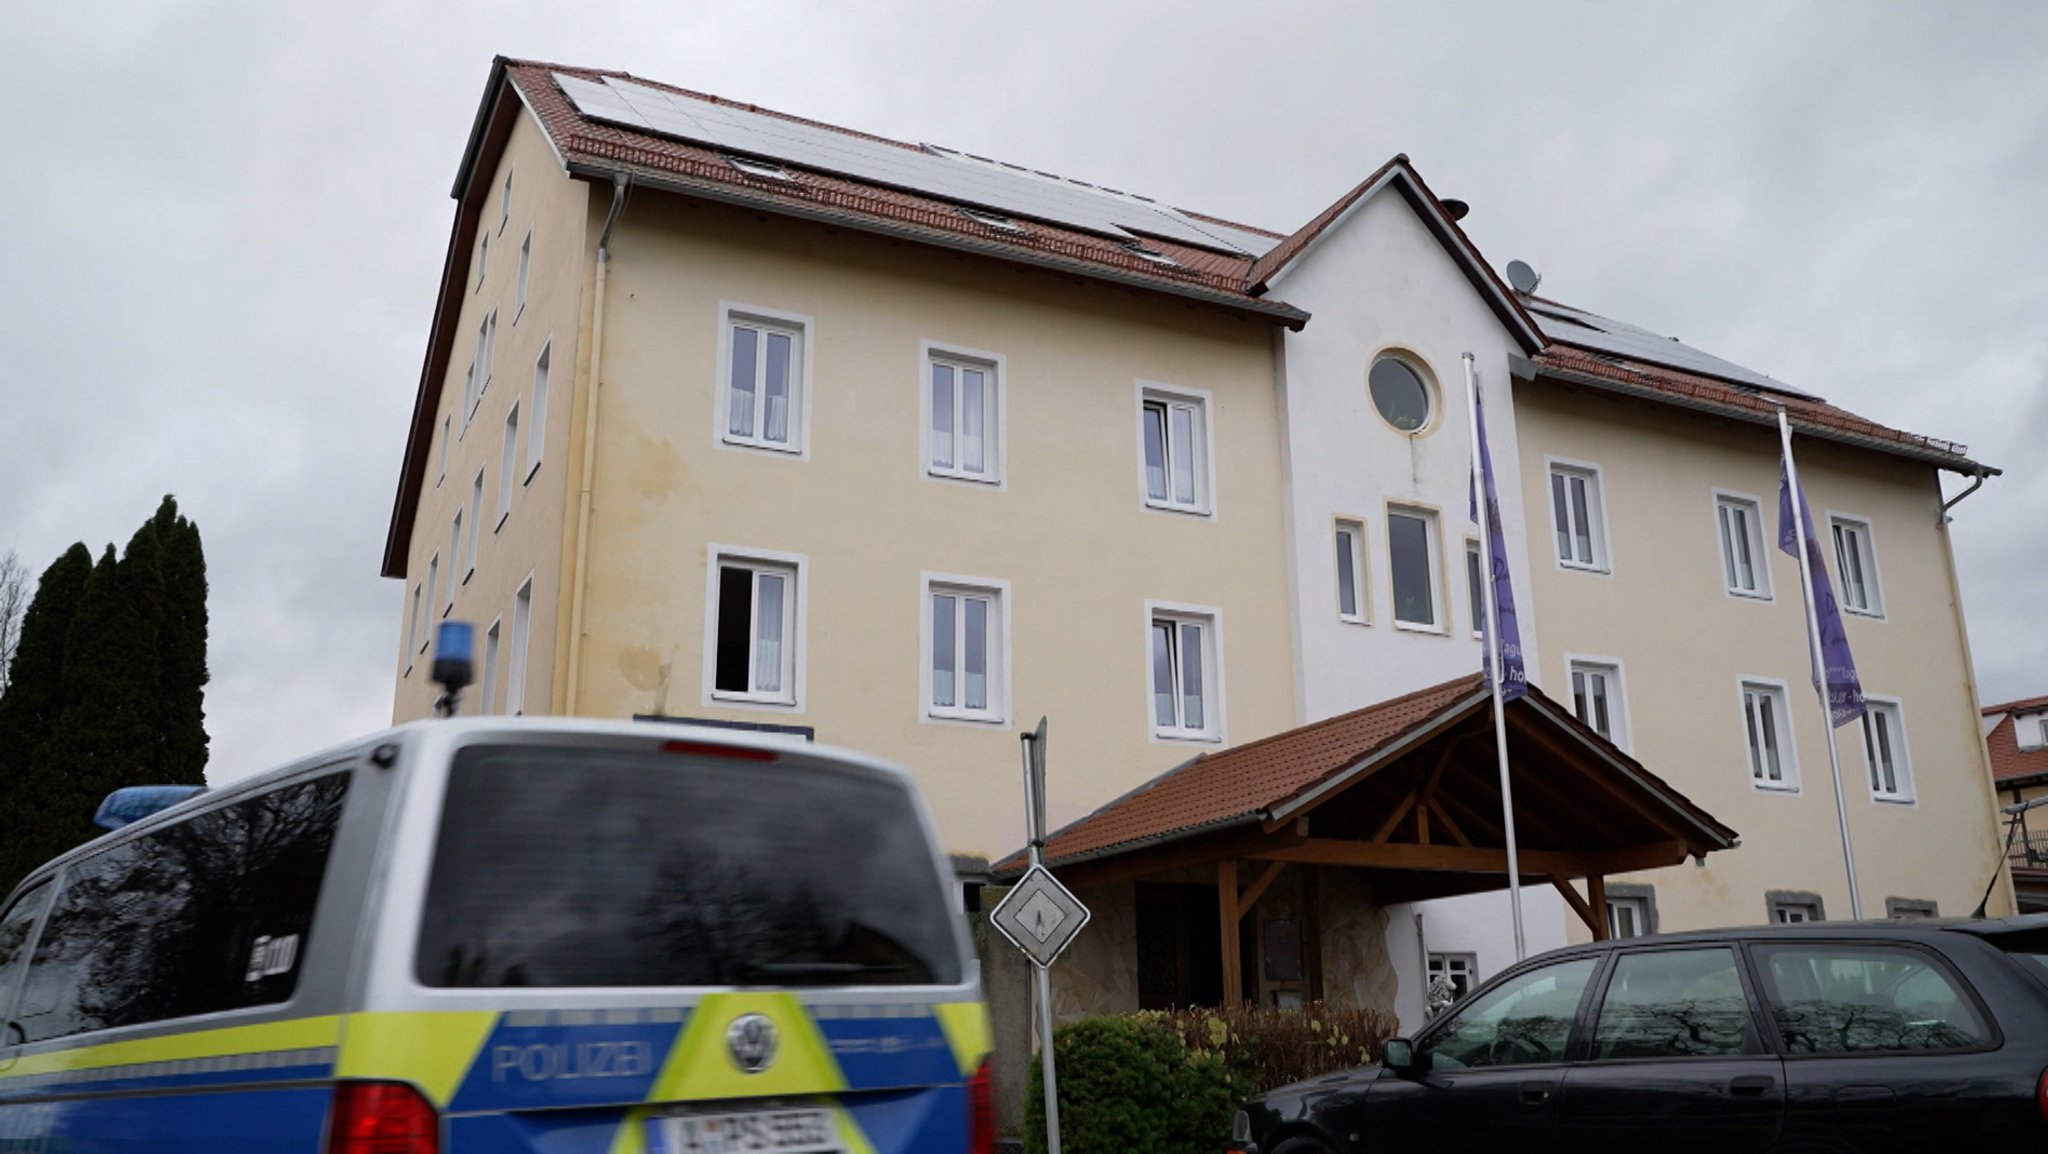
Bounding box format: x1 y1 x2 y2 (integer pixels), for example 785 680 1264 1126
1154 728 1223 744
524 459 543 486
462 568 475 586
1339 614 1370 627
1725 587 1773 601
928 708 1007 726
709 690 800 709
495 511 510 534
1844 607 1887 621
1872 793 1917 807
1393 619 1447 636
1143 499 1212 517
928 467 1001 486
721 435 804 456
513 302 525 326
1558 559 1611 575
1752 780 1801 795
443 604 454 618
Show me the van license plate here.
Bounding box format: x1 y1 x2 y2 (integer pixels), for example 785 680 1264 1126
662 1108 839 1154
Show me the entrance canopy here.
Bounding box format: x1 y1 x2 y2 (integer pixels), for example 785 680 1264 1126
996 675 1737 1000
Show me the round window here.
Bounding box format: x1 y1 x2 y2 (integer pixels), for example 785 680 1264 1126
1369 356 1432 433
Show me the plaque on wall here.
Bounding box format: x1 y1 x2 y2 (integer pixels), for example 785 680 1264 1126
1262 918 1303 982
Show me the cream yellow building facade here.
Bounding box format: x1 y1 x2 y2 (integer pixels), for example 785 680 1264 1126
384 61 2014 1025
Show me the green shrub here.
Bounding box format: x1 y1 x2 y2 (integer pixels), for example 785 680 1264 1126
1023 1014 1241 1154
1163 1002 1396 1096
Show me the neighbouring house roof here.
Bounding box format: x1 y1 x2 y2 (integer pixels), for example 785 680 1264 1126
997 673 1737 876
381 57 1995 577
1984 700 2048 787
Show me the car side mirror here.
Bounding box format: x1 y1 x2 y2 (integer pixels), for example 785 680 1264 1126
1383 1037 1418 1074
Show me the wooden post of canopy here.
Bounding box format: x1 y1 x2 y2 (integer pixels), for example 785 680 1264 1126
1219 859 1242 1008
1587 874 1610 941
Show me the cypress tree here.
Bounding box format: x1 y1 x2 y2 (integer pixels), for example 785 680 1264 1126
0 543 93 891
24 546 163 876
148 497 209 784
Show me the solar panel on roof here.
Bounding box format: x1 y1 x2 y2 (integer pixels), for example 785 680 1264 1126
1524 298 1821 400
552 72 1261 256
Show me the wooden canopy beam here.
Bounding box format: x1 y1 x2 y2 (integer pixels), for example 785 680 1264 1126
1247 837 1691 878
1507 711 1700 845
1549 875 1607 940
1237 861 1287 919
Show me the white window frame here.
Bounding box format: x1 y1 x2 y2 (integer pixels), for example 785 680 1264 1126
464 468 483 583
436 415 450 487
527 338 551 484
467 310 497 423
716 303 812 457
499 169 512 235
702 545 807 710
2017 712 2048 752
515 228 531 322
445 512 461 612
920 342 1006 486
476 230 488 291
498 403 519 530
1828 513 1885 618
1426 952 1478 1002
1712 489 1773 601
423 553 441 636
919 573 1011 725
1565 655 1631 751
479 617 502 715
1135 382 1216 517
1334 518 1368 625
1769 896 1824 924
507 575 532 716
1739 677 1800 793
1464 537 1484 640
1546 457 1612 574
405 582 422 671
1146 601 1225 744
1861 696 1915 804
1385 503 1444 634
1606 895 1651 939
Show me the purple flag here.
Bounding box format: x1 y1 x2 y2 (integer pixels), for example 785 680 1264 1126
1469 388 1527 702
1778 459 1866 728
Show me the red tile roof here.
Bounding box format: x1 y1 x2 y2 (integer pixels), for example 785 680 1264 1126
1532 344 1992 475
1986 709 2048 786
1004 674 1736 873
1987 694 2048 717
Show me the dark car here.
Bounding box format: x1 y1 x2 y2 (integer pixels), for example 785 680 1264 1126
1236 916 2048 1153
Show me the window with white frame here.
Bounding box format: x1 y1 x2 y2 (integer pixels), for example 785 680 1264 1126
1570 660 1627 748
2019 712 2048 752
405 583 422 668
1742 680 1797 790
468 311 497 420
1607 895 1651 939
1769 894 1824 924
1140 389 1209 514
1150 608 1219 740
499 170 512 234
1426 953 1477 1003
1862 699 1913 802
423 554 440 638
480 619 501 714
476 230 488 290
1549 463 1609 571
1465 539 1484 640
444 515 462 608
723 314 804 453
1831 516 1883 616
515 230 530 320
437 415 450 486
926 580 1005 722
464 469 483 581
1335 520 1366 623
463 360 477 423
528 342 550 481
927 352 999 483
1387 507 1440 630
507 578 531 716
711 555 799 703
498 404 519 528
1716 494 1770 598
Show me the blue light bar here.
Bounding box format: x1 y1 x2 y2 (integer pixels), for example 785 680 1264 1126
93 785 207 831
432 620 476 696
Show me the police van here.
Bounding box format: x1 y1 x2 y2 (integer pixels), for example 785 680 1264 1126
0 717 992 1153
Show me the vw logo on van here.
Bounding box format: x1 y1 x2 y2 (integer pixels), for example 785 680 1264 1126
726 1013 780 1074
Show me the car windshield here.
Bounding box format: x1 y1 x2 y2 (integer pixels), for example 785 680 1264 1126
415 742 964 988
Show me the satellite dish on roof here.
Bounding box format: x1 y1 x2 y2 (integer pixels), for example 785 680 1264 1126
1506 260 1542 295
1440 198 1470 222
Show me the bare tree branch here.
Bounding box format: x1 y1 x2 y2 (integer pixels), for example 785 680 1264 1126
0 547 29 698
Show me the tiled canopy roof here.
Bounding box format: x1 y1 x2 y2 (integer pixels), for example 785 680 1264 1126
1004 674 1736 873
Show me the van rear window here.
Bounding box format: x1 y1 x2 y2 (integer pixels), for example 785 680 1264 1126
15 772 350 1043
416 744 964 988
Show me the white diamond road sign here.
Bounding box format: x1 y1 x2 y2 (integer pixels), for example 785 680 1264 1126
990 864 1091 969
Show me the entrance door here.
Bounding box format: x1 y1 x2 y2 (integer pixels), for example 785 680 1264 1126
1135 883 1224 1008
1366 954 1599 1154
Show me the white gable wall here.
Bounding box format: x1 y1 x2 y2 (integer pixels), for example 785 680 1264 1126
1271 188 1566 1020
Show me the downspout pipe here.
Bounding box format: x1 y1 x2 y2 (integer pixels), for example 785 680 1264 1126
1940 468 1989 524
565 174 630 715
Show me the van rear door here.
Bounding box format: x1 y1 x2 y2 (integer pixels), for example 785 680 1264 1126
398 738 986 1154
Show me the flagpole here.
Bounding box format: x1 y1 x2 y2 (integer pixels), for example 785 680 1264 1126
1777 408 1864 921
1466 353 1526 960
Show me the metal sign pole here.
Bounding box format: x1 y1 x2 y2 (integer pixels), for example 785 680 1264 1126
1465 355 1526 960
1021 723 1062 1154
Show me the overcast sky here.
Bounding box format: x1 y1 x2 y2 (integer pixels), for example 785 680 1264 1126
2 2 2041 784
